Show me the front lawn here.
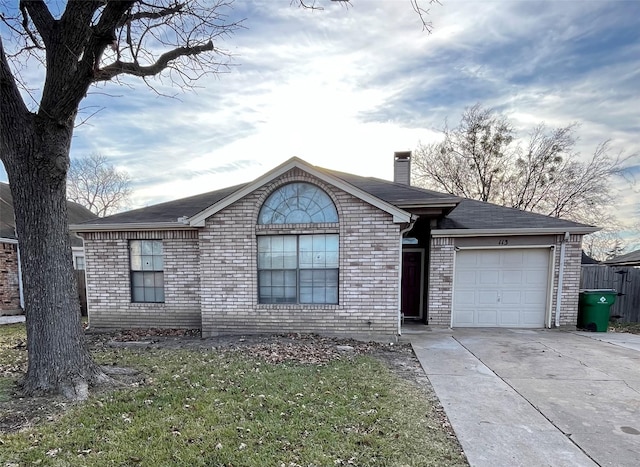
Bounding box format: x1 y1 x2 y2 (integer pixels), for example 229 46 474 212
0 325 467 466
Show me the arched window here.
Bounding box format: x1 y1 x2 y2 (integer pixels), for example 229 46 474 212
257 183 339 304
258 183 338 225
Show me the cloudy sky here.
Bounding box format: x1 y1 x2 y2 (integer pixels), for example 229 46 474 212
1 0 639 243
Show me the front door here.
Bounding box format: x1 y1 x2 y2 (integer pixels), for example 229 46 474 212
401 249 424 318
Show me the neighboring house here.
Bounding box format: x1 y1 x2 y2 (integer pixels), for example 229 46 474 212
71 155 598 339
602 250 640 267
0 182 96 315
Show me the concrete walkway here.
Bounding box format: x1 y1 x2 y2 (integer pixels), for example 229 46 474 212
409 328 640 467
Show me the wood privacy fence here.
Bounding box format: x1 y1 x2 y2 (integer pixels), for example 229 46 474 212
75 270 87 317
580 265 640 323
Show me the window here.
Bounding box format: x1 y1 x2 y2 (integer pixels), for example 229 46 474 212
258 234 338 304
74 256 85 270
129 240 164 303
258 182 338 224
257 183 339 305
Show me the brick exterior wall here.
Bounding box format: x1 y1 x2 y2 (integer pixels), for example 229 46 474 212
0 242 21 313
551 234 583 327
200 169 401 340
82 230 201 330
81 169 402 339
427 237 455 326
428 234 584 328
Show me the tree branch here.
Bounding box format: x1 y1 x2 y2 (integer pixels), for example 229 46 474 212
0 37 31 162
19 0 54 46
117 2 185 28
94 40 215 81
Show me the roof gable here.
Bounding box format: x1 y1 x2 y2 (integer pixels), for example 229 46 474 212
187 157 412 226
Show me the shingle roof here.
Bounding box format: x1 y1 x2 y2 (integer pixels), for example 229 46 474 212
603 249 640 266
81 184 245 225
71 162 594 232
322 169 460 206
0 182 97 245
437 198 591 230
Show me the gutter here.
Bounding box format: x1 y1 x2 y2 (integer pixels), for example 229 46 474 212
70 221 196 232
432 227 599 237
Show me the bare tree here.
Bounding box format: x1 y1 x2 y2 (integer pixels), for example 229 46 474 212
0 0 240 400
413 104 515 202
68 154 132 217
413 104 632 226
0 0 439 400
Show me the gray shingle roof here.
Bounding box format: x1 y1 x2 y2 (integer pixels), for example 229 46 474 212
72 164 594 232
1 182 97 245
80 184 245 225
437 198 591 230
603 249 640 266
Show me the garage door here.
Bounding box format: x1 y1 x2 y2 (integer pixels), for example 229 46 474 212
453 248 551 327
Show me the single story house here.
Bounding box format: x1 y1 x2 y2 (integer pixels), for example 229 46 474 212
0 182 95 315
71 154 598 340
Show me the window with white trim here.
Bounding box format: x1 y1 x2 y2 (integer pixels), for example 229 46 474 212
129 240 164 303
258 234 338 304
257 183 339 304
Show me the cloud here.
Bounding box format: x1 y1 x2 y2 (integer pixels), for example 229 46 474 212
1 0 638 240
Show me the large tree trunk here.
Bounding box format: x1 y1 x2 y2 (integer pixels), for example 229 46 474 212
5 114 108 400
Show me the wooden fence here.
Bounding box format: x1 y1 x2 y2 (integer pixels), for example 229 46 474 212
580 265 640 323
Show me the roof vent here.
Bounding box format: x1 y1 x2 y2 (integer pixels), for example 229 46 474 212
394 151 411 185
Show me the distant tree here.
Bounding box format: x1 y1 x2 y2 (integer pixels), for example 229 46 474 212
605 238 626 260
67 154 132 217
583 229 625 262
413 104 631 227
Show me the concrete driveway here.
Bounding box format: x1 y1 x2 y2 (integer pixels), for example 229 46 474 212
409 328 640 467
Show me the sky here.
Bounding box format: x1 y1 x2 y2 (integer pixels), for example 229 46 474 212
1 0 639 245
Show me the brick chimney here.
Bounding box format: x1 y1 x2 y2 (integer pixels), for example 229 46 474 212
393 151 411 185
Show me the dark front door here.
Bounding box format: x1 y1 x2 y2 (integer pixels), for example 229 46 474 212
401 250 423 318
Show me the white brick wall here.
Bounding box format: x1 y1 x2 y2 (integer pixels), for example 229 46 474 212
82 169 402 339
200 168 401 339
82 230 201 330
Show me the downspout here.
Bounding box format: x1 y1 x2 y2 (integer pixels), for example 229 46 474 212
554 232 570 327
398 217 417 336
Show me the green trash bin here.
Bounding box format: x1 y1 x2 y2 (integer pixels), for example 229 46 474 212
578 289 617 332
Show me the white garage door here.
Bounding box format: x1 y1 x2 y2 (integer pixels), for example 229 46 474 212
453 248 551 328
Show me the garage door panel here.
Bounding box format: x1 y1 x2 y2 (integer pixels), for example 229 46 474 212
478 270 500 285
479 253 501 266
502 270 523 285
524 290 547 305
501 290 522 305
499 311 521 326
525 270 548 285
524 251 549 266
455 291 476 305
503 252 525 266
478 290 499 304
456 270 479 285
453 248 550 328
478 309 499 325
456 252 480 267
453 309 475 326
